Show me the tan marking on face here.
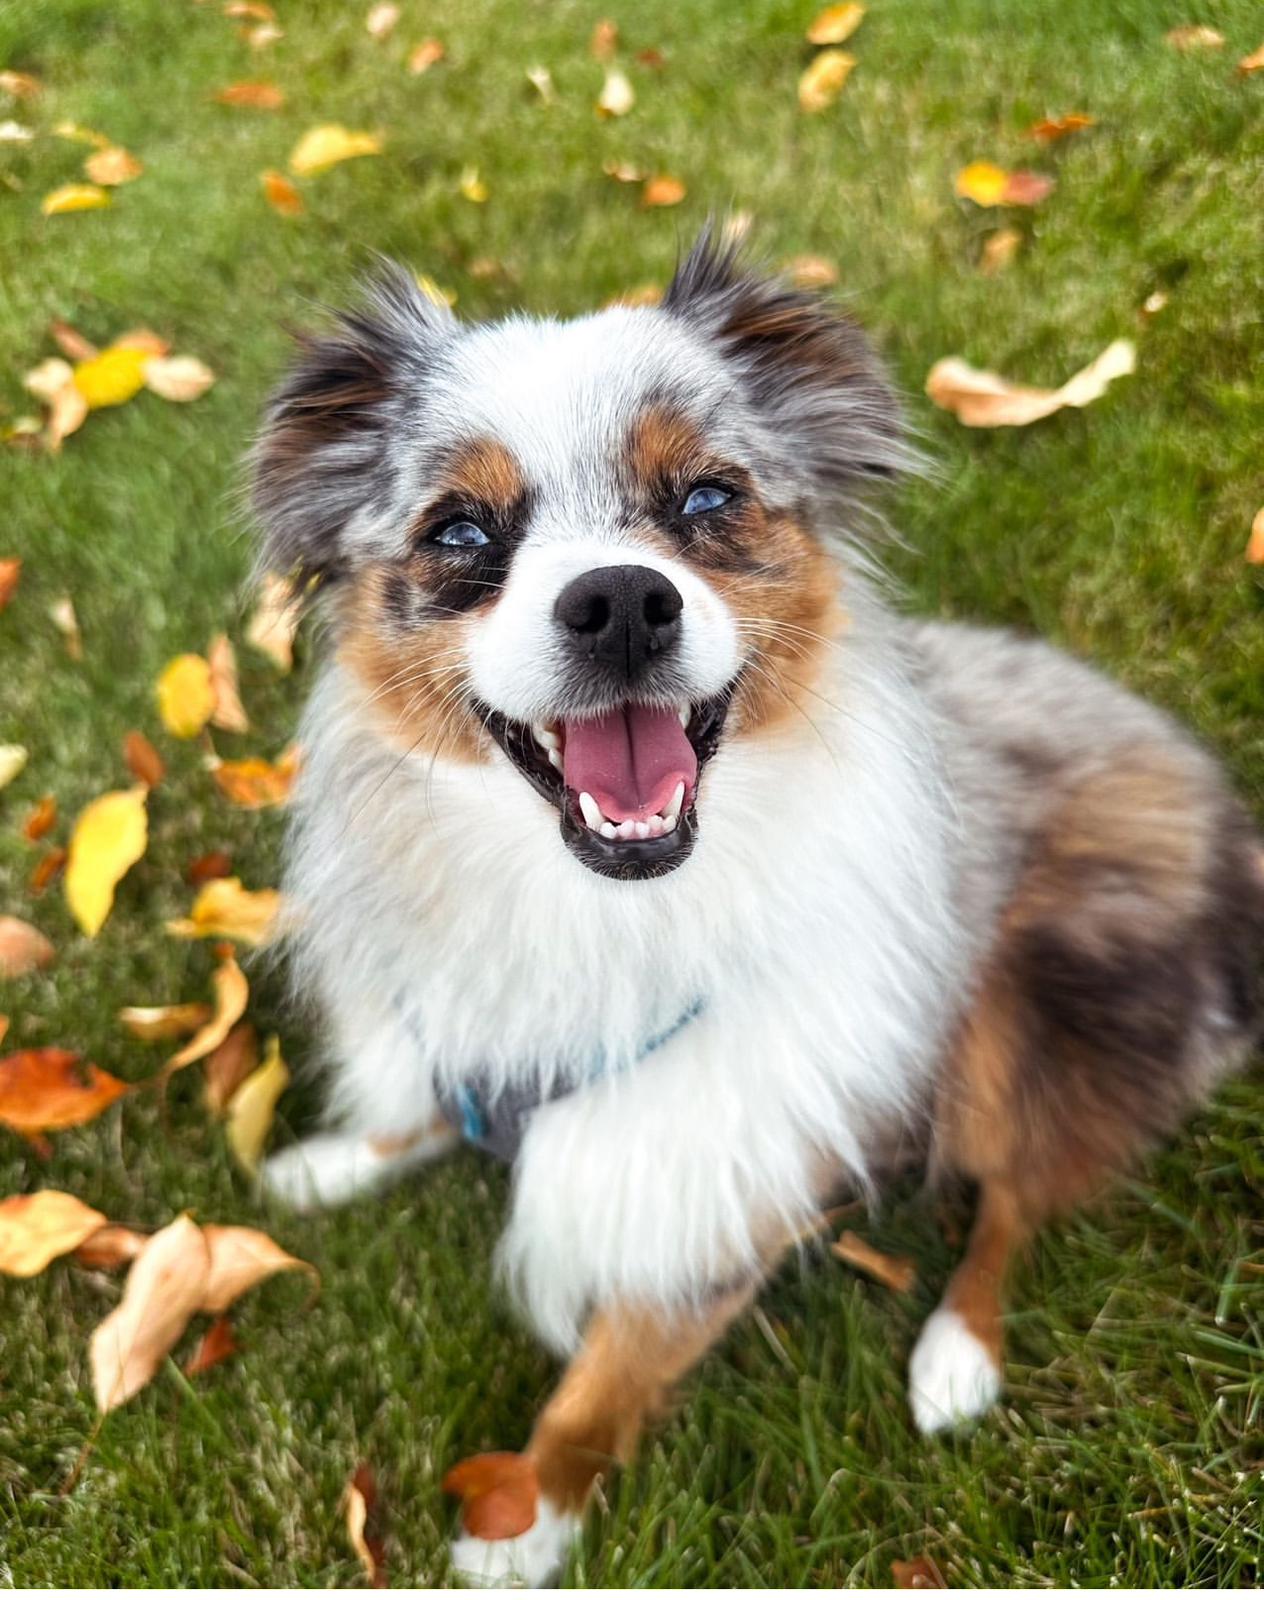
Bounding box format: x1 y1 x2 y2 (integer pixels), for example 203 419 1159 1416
437 436 526 512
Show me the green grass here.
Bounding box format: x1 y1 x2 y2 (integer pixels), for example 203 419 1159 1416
2 0 1262 1585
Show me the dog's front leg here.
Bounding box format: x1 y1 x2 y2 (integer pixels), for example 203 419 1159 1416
449 1284 755 1586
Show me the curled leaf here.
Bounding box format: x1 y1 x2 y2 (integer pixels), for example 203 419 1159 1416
208 634 249 732
65 786 148 936
212 748 300 809
41 184 111 215
123 729 165 788
0 1190 108 1276
246 573 299 670
167 877 281 945
289 124 383 176
261 168 303 215
204 1021 259 1114
84 146 142 185
157 653 215 738
0 1048 128 1136
89 1214 210 1411
118 1003 214 1042
443 1452 539 1541
831 1230 917 1293
184 1314 239 1376
225 1034 289 1173
806 3 865 45
200 1222 317 1312
0 916 54 976
926 339 1135 428
142 354 216 402
75 1223 146 1268
166 957 249 1072
346 1463 388 1587
30 846 68 895
798 48 855 112
0 744 29 788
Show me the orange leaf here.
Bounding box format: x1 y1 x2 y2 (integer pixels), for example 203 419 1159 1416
407 38 445 74
926 339 1135 428
29 846 67 895
214 80 285 108
0 557 21 608
89 1214 210 1411
0 69 41 99
212 747 299 809
187 848 233 886
84 146 142 185
167 877 281 945
0 1048 128 1136
50 320 99 361
1025 112 1095 142
831 1230 917 1293
0 915 54 977
590 18 618 59
0 1190 108 1276
641 174 686 208
208 633 250 733
1001 170 1054 206
806 3 865 45
346 1463 388 1587
893 1555 947 1589
204 1021 259 1114
74 1223 146 1268
199 1223 318 1313
1246 508 1264 565
224 0 274 17
22 793 57 841
183 1314 240 1376
165 957 249 1072
798 48 855 112
118 1003 214 1042
1239 43 1264 74
123 729 165 788
442 1452 540 1540
979 227 1022 275
261 168 304 215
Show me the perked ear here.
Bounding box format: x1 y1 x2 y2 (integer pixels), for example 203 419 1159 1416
252 263 456 585
662 228 912 504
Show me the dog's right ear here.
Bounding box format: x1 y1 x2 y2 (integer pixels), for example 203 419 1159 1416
251 264 456 585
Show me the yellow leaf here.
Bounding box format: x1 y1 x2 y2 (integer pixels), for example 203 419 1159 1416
41 184 111 215
806 3 865 45
226 1035 289 1173
954 161 1009 206
84 145 142 185
798 48 855 112
289 124 383 176
167 877 281 946
925 339 1136 428
415 273 457 307
156 653 215 738
596 67 635 118
166 957 250 1072
212 747 300 809
72 346 149 409
0 1190 108 1277
142 354 216 402
65 787 148 937
0 744 27 789
459 165 488 203
52 120 110 146
261 168 304 215
1165 24 1224 50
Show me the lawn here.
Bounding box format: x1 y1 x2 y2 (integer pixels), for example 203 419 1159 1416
2 0 1262 1585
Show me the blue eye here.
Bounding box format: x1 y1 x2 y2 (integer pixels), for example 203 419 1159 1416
434 520 491 549
681 484 731 516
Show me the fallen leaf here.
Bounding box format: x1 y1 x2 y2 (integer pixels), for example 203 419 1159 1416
831 1230 917 1292
225 1035 289 1172
200 1222 317 1311
0 1049 128 1136
50 320 99 360
168 878 281 945
183 1313 239 1376
603 157 646 182
52 120 111 148
224 0 274 17
798 48 855 112
926 338 1135 427
366 2 399 39
65 786 148 936
0 69 41 99
157 653 215 738
118 1003 214 1042
636 46 666 68
0 915 54 976
212 747 300 809
84 146 142 185
123 729 165 788
115 325 172 354
785 253 839 288
1025 112 1095 142
24 355 74 405
50 597 83 660
1165 24 1224 50
806 2 865 45
289 124 383 176
142 354 216 402
1246 508 1264 565
22 793 57 841
73 345 149 408
41 184 111 215
245 21 284 48
955 161 1053 207
0 1190 109 1276
207 634 250 732
214 79 284 108
407 38 445 74
642 174 686 207
459 165 488 203
48 386 89 450
246 573 299 670
0 557 21 608
187 848 233 885
74 1223 146 1268
346 1463 388 1587
166 957 249 1072
89 1214 210 1411
892 1556 948 1589
525 64 555 101
204 1020 258 1114
596 67 634 117
261 168 304 215
1142 289 1168 316
0 120 32 142
30 846 68 894
979 226 1022 275
590 18 618 60
443 1452 539 1541
0 744 28 788
1239 43 1264 73
1001 170 1055 206
0 1017 6 1046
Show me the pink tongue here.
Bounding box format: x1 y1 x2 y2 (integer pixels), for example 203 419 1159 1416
563 704 697 823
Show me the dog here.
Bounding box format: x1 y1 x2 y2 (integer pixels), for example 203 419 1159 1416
253 231 1264 1584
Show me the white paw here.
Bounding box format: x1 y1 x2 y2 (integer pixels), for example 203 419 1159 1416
450 1498 579 1588
908 1307 1002 1435
261 1124 456 1212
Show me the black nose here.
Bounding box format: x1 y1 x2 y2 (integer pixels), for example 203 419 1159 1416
554 564 683 680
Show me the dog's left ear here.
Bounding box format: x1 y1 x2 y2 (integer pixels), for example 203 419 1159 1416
662 228 910 504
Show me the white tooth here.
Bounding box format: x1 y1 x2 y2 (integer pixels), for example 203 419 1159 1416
645 816 664 838
616 820 637 841
634 820 650 840
664 780 685 823
678 704 690 727
533 723 560 751
600 822 617 840
578 791 603 830
547 748 563 771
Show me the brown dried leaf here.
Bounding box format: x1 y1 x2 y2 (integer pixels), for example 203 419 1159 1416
123 729 166 788
346 1463 388 1587
49 320 99 360
0 1190 108 1276
208 633 250 732
0 1048 128 1135
204 1020 258 1114
199 1222 318 1312
0 915 54 977
89 1214 210 1411
184 1313 239 1376
187 848 233 886
29 846 67 895
590 18 618 59
0 557 21 608
118 1003 214 1042
926 339 1135 427
892 1556 948 1589
443 1451 539 1540
214 80 285 108
22 793 57 841
165 958 249 1072
74 1222 146 1268
831 1230 916 1293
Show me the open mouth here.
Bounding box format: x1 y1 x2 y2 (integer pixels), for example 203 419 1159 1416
479 690 733 879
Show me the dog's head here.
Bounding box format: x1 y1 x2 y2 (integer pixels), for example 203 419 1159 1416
254 232 905 880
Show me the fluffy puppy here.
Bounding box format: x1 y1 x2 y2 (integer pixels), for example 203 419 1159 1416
253 234 1263 1584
